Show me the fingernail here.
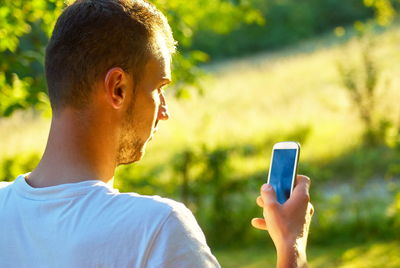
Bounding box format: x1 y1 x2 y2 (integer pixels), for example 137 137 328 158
262 184 271 192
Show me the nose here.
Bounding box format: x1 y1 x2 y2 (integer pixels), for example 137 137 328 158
157 91 170 121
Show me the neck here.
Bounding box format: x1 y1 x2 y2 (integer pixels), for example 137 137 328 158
27 108 117 188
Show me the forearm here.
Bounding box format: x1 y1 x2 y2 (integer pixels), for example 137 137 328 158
276 241 307 268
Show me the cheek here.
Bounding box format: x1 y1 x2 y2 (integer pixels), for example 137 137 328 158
133 92 159 132
145 95 159 123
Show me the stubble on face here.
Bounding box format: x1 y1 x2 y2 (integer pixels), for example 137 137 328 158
116 95 144 165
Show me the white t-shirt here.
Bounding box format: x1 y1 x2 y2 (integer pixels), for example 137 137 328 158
0 174 220 268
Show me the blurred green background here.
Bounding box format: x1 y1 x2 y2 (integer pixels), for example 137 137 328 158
1 0 400 267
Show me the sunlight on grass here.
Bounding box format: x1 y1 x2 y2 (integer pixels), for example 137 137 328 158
340 242 400 268
215 241 400 268
0 111 50 158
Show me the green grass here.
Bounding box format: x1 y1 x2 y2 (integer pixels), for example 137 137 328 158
215 241 400 268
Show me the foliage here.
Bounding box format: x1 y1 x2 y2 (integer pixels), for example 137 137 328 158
337 38 391 146
0 153 40 182
0 0 62 117
334 0 400 147
191 0 400 59
311 180 396 245
191 0 376 59
327 146 398 182
364 0 397 26
0 0 262 117
388 191 400 234
1 0 399 116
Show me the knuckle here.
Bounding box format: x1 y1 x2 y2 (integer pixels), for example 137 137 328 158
264 200 278 210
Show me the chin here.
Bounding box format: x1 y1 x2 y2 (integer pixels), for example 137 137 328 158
117 141 148 166
117 153 143 166
134 150 146 162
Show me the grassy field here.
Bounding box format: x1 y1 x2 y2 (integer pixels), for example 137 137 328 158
215 241 400 268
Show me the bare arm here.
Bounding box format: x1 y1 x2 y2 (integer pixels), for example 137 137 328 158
251 175 314 268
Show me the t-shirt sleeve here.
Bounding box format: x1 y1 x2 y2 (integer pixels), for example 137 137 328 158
146 203 221 268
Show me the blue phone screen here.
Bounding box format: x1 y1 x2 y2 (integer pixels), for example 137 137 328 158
269 149 297 204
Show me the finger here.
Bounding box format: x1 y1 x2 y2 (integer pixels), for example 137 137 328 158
256 196 263 208
288 175 311 205
296 175 311 191
251 218 268 230
260 184 280 213
260 184 277 203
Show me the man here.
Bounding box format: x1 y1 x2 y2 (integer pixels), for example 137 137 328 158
0 0 313 267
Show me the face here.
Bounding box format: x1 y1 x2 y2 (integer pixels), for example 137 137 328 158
116 42 171 165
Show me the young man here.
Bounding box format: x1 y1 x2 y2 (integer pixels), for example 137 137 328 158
0 0 313 267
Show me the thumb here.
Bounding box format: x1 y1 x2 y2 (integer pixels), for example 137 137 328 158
260 184 280 212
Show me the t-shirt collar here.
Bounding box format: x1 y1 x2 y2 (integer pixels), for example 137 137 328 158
12 173 116 200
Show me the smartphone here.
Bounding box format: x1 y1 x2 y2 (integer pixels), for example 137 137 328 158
267 141 300 204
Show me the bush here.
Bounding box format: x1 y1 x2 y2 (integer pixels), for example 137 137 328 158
0 153 40 182
190 0 375 59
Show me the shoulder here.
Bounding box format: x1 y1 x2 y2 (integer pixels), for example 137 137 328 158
103 192 220 266
104 190 202 240
0 181 13 188
0 181 15 202
144 197 220 267
110 190 187 216
92 188 190 229
0 181 13 193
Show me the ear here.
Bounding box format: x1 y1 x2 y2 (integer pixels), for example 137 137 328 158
103 67 131 109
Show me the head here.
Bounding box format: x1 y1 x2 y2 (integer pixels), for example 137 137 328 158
45 0 176 165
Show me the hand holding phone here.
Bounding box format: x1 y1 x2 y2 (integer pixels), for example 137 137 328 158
267 141 300 204
251 141 313 268
256 176 313 268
